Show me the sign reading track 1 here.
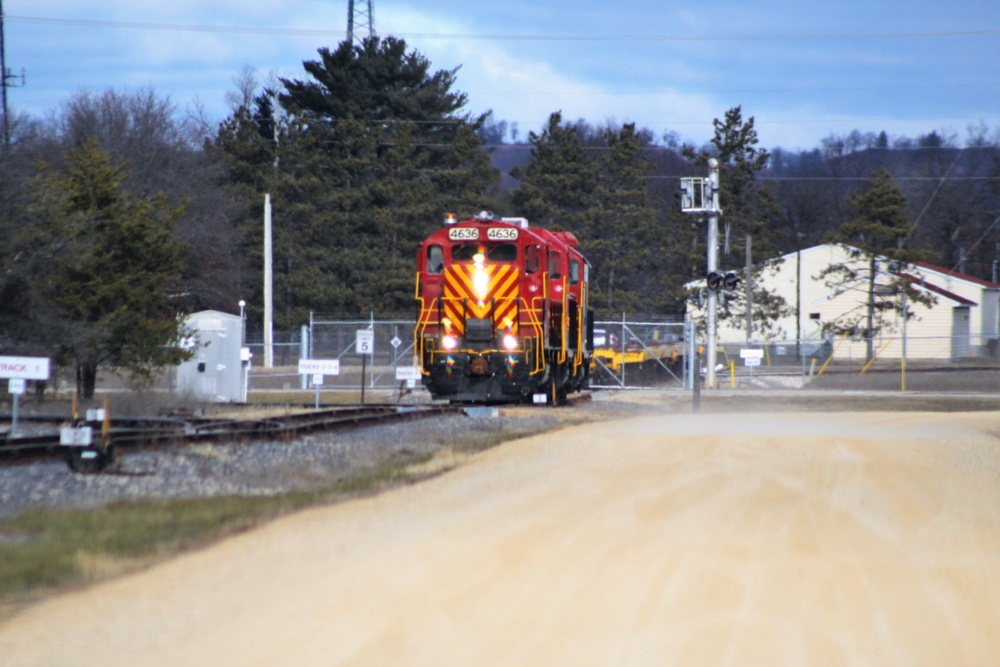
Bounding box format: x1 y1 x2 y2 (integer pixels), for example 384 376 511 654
0 356 51 380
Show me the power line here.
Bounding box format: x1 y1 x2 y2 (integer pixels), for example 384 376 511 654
6 14 1000 43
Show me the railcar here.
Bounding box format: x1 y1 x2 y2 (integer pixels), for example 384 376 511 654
414 212 593 403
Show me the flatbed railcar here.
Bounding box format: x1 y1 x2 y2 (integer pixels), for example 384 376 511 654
414 212 593 404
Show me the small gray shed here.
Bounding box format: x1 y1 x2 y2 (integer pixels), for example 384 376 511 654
176 310 246 402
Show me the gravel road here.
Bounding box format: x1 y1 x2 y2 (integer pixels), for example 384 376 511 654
2 394 1000 666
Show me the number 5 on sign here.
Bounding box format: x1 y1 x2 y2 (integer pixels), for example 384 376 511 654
356 329 374 355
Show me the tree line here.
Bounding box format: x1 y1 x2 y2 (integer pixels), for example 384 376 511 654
1 35 998 395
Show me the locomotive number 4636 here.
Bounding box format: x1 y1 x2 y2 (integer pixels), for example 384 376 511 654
487 227 518 241
448 227 479 240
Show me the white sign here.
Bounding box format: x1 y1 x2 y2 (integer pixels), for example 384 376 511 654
8 378 25 395
745 358 761 367
356 330 374 355
0 356 50 380
390 336 402 349
739 348 764 360
60 426 93 446
312 373 324 386
395 366 422 381
298 359 340 375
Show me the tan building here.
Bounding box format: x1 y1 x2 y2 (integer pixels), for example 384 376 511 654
690 244 1000 360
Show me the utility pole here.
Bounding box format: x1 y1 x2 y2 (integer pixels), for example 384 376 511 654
0 0 26 149
347 0 375 45
264 194 274 368
745 235 752 342
679 157 723 389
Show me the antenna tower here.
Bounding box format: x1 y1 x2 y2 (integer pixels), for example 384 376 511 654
346 0 375 45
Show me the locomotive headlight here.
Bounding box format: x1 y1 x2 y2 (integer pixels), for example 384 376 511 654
442 335 458 350
502 333 518 351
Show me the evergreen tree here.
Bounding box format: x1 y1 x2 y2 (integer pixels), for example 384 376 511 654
213 37 496 324
817 170 937 361
8 139 189 397
510 112 597 231
685 106 790 338
583 123 660 316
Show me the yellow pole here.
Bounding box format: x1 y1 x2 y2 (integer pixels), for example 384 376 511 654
859 340 893 375
816 333 848 377
102 398 111 440
729 360 735 388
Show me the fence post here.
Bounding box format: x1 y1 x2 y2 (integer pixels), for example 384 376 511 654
300 324 309 389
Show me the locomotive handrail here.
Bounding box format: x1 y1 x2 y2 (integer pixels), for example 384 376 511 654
558 276 568 365
520 295 546 376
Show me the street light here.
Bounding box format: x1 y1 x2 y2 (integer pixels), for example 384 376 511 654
238 300 246 345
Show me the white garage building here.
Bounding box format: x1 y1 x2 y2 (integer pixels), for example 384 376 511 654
693 244 1000 360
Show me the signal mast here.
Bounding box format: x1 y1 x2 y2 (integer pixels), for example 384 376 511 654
679 159 723 388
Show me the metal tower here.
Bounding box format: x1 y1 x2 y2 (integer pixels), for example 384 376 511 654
346 0 375 45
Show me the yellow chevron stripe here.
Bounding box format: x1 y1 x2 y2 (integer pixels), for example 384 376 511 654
441 263 521 336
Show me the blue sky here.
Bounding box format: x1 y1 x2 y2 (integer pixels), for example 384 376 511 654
4 0 999 150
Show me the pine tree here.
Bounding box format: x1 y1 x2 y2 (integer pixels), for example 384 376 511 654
213 37 497 324
510 112 597 231
685 106 790 338
13 139 188 397
818 170 937 361
583 124 660 317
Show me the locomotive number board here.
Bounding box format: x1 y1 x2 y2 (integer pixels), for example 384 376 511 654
487 227 518 240
447 227 519 241
448 227 479 240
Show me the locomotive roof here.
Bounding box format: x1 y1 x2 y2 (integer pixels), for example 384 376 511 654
426 214 583 256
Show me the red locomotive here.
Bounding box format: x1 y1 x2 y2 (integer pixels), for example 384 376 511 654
414 211 593 403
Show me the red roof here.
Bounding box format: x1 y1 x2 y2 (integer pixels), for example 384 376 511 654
912 260 1000 289
897 272 977 306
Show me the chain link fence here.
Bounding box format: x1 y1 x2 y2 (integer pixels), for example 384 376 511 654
245 316 418 392
245 316 1000 394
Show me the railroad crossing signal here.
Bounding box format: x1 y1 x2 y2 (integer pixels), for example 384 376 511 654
707 271 740 291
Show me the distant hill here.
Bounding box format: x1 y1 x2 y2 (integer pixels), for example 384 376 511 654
486 144 533 193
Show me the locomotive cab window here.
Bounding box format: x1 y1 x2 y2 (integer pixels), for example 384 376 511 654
525 245 540 273
426 245 444 274
569 259 580 285
452 243 518 263
548 251 563 278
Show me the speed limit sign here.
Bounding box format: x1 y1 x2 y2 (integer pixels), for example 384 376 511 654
356 329 374 355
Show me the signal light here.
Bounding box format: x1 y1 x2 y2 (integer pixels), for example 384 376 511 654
706 271 723 291
723 272 740 290
502 333 518 350
442 335 458 350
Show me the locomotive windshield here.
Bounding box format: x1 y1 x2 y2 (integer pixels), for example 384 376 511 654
452 243 518 263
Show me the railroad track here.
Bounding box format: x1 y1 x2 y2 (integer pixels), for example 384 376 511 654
0 404 462 465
